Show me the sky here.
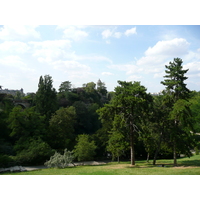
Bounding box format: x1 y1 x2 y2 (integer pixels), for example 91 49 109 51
0 25 200 94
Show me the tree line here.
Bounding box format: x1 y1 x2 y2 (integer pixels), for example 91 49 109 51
0 58 200 167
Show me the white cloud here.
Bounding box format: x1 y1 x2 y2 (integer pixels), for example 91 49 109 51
53 60 90 72
102 29 122 41
127 75 142 81
0 55 35 72
136 55 165 67
29 40 72 63
101 72 114 76
124 27 137 36
0 25 40 40
145 38 190 56
113 32 122 38
135 38 191 77
53 60 97 81
0 41 29 53
75 55 113 64
154 72 165 78
108 64 142 75
183 61 200 73
0 55 26 67
102 29 113 39
63 26 88 41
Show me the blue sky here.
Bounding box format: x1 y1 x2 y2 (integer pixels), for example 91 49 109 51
0 25 200 94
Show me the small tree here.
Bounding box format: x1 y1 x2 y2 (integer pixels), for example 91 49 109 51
73 134 97 162
107 115 129 163
44 149 74 168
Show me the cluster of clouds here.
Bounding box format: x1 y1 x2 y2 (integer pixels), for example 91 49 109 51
106 37 200 91
0 25 40 41
0 25 200 92
102 27 136 43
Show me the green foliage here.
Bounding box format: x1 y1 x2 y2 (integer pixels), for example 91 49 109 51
161 58 190 100
189 91 200 132
44 149 74 168
35 75 57 123
7 106 46 140
102 80 152 165
84 82 96 93
194 147 199 155
97 79 107 96
48 106 76 151
59 81 72 93
0 154 15 168
161 58 195 165
14 137 54 165
107 115 129 162
73 134 97 161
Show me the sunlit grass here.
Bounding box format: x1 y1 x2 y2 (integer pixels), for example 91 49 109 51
2 155 200 175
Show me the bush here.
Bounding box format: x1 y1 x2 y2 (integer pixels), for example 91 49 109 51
44 149 74 168
0 154 16 168
14 138 54 165
73 134 97 161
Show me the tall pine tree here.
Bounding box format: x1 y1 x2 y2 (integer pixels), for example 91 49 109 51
161 58 195 166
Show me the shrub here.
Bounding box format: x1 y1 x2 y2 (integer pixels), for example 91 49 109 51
73 134 97 161
14 138 54 165
0 154 16 168
44 149 74 168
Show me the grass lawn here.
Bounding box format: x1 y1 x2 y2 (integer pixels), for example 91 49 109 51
2 154 200 175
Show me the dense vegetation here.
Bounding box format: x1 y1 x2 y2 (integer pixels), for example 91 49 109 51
0 58 200 168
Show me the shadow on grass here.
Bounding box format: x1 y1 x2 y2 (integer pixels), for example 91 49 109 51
178 159 200 167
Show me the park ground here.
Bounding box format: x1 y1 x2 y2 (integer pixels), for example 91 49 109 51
1 154 200 175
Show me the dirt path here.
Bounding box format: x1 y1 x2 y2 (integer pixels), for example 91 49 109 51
23 161 110 171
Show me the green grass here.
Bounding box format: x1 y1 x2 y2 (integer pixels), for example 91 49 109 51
2 155 200 175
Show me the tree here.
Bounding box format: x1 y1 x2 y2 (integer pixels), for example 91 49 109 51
107 115 129 162
7 106 51 164
73 134 97 161
44 149 74 168
84 82 96 93
161 58 195 166
35 75 57 123
97 81 152 165
59 81 72 93
8 106 46 141
72 101 90 135
189 91 200 132
97 79 107 96
48 106 76 151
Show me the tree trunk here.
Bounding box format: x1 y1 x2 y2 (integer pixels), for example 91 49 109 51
173 142 177 166
130 121 135 165
146 153 150 163
173 120 177 166
153 132 163 165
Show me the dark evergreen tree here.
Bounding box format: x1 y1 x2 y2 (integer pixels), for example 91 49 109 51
161 58 196 166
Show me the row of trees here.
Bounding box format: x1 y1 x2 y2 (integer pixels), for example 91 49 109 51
0 58 200 167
